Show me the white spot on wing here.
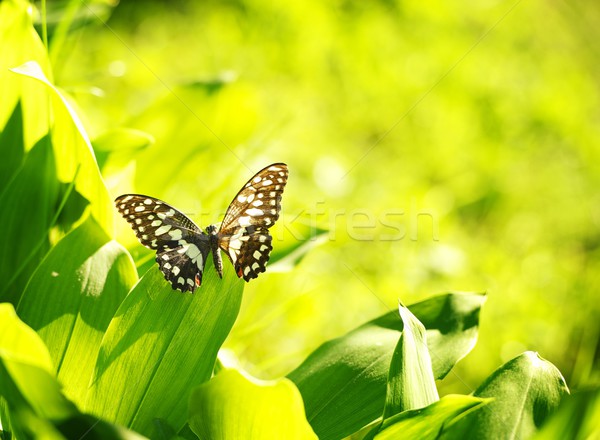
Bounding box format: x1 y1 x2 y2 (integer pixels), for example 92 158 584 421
172 266 180 276
186 244 201 259
169 229 183 240
246 208 263 216
155 224 172 235
238 216 252 226
253 250 262 259
134 205 145 212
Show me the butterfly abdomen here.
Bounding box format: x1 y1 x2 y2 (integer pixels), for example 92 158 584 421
206 224 223 279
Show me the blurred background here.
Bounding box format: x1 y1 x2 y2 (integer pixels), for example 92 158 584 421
43 0 599 393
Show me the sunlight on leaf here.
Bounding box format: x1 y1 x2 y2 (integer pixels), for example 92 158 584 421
189 369 317 440
10 61 113 235
85 259 244 437
17 215 137 407
288 292 485 440
0 0 50 149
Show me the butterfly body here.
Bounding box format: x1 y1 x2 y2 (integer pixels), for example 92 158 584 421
115 163 288 293
205 224 223 279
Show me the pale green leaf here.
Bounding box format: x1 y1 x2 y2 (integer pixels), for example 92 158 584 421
17 215 137 407
288 292 486 440
0 0 51 149
85 260 244 437
189 369 317 440
441 351 569 439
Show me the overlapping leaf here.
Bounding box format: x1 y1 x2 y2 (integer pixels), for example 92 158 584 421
17 216 137 407
85 261 244 437
441 351 569 439
288 292 485 440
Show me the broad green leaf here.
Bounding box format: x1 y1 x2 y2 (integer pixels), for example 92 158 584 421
373 395 489 440
0 0 51 149
85 260 244 437
16 215 137 407
0 135 59 303
441 351 569 439
189 369 317 440
0 102 25 189
11 61 113 235
533 386 600 440
287 292 485 440
382 303 439 419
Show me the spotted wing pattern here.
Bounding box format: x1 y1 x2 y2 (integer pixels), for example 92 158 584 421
115 194 209 293
218 163 288 281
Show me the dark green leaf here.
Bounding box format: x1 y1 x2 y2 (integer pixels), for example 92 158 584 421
0 135 59 303
0 101 24 189
533 386 600 440
287 292 485 440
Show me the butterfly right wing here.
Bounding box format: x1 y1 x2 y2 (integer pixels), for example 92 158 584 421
115 194 210 292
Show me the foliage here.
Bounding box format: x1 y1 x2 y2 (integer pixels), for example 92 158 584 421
1 0 598 438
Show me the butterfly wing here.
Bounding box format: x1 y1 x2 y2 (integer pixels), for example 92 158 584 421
115 194 210 293
218 163 288 281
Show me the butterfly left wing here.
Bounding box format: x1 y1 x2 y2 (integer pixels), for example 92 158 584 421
115 194 210 293
218 163 288 281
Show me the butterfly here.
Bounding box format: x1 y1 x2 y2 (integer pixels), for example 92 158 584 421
115 163 288 293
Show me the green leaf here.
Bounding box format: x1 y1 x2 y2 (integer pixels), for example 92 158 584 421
532 386 600 440
16 215 137 408
11 61 113 235
383 303 439 419
441 351 569 439
287 292 485 440
189 369 317 440
0 0 51 149
85 260 244 437
0 135 60 303
373 395 489 440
